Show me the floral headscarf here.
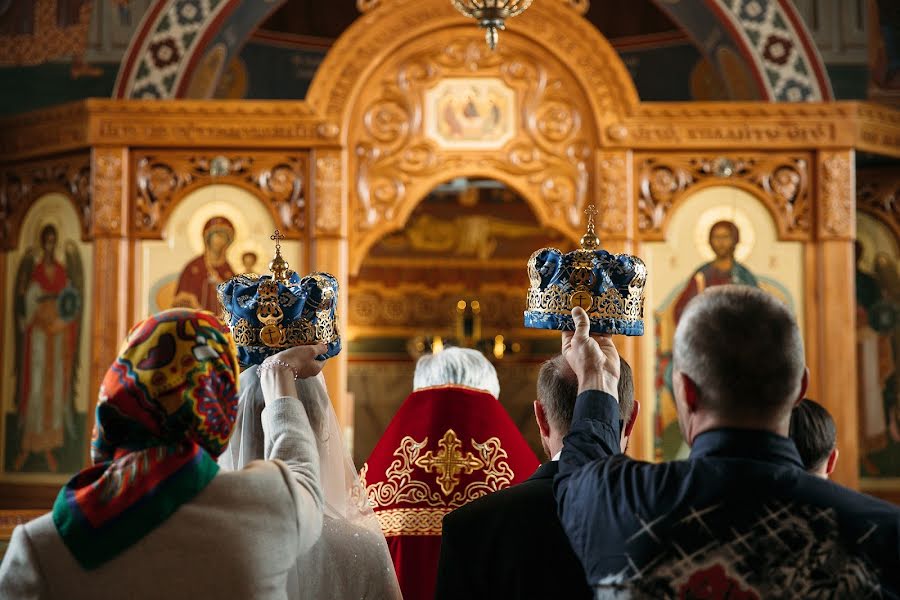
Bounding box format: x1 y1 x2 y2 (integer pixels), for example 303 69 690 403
53 309 239 569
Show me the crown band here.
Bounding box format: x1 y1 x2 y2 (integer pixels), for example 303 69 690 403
230 314 339 349
526 286 644 323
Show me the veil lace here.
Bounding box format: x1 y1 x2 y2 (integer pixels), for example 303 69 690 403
220 367 402 600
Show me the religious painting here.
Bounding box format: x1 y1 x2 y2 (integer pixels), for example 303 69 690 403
640 187 804 461
136 184 302 320
856 212 900 483
424 78 516 149
1 193 93 479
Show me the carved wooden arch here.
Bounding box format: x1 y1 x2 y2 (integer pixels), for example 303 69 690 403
307 0 638 137
309 0 638 273
634 152 813 242
349 167 582 275
0 154 92 251
132 150 308 239
856 168 900 245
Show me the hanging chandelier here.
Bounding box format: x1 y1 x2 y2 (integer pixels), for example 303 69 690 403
451 0 533 50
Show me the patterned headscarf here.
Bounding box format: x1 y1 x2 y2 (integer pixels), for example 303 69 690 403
53 309 240 569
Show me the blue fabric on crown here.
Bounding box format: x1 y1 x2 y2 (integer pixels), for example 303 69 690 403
218 272 341 366
524 248 644 336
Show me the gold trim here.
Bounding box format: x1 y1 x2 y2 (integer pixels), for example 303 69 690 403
375 507 449 537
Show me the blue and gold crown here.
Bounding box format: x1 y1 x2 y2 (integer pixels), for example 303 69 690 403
524 206 647 336
218 230 341 365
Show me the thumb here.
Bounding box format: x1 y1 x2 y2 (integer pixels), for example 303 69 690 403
571 306 591 339
312 343 329 357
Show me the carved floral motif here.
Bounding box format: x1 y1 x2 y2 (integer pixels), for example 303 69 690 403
315 154 343 235
0 154 91 250
134 152 308 237
353 39 594 243
636 153 812 240
596 152 628 237
92 148 123 236
818 151 853 239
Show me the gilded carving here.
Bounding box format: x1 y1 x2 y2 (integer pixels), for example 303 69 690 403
348 283 527 333
0 153 91 250
134 152 308 237
352 37 594 243
315 155 343 234
596 152 628 237
818 151 854 239
636 153 812 241
92 148 123 236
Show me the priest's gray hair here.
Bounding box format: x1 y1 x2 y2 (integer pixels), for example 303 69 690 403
673 285 805 419
413 347 500 399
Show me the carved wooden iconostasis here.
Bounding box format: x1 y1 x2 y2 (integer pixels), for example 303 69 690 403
1 0 899 509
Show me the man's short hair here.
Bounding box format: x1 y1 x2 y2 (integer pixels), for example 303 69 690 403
537 355 635 436
673 285 805 419
789 398 836 472
413 347 500 398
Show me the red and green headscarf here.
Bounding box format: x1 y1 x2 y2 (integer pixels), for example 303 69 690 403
53 309 240 569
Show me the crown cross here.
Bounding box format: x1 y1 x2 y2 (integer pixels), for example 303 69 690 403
414 430 485 495
580 204 601 250
268 229 292 282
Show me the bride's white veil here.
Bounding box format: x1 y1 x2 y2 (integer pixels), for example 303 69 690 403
220 366 401 600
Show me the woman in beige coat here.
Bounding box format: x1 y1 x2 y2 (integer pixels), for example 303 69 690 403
0 308 328 600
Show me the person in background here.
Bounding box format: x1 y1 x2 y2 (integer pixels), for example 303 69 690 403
435 355 639 600
556 288 900 598
789 398 839 478
0 309 327 600
361 347 540 600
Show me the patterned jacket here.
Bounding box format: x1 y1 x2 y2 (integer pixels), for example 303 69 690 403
555 390 900 599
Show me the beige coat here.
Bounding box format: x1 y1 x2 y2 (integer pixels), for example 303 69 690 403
0 397 323 600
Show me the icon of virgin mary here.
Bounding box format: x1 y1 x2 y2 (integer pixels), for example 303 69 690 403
172 216 236 314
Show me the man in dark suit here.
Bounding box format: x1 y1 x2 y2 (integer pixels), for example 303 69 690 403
434 355 639 599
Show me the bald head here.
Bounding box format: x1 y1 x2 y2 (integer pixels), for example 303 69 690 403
673 285 805 422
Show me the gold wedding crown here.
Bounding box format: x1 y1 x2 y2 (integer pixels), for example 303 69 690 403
524 206 647 336
218 231 340 360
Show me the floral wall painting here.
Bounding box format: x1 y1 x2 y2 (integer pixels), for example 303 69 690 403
424 77 517 150
641 187 804 462
137 184 302 321
856 211 900 482
1 193 93 479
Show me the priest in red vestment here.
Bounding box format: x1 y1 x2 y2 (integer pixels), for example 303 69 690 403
360 347 540 600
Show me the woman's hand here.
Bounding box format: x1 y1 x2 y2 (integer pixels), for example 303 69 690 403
259 343 329 401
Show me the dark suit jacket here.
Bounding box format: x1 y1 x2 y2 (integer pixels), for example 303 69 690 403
435 461 592 600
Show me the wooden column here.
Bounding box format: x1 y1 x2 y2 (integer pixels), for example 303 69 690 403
595 150 650 460
310 148 352 434
815 149 858 489
89 147 132 430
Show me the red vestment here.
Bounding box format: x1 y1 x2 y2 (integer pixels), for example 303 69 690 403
361 385 540 600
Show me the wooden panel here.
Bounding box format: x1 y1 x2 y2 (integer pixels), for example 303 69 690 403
816 241 858 488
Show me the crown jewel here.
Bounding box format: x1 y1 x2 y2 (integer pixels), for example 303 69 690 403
524 205 647 336
217 231 341 365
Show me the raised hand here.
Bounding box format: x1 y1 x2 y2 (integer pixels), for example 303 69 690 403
561 307 620 399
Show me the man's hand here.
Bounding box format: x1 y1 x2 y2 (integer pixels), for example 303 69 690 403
561 307 620 398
